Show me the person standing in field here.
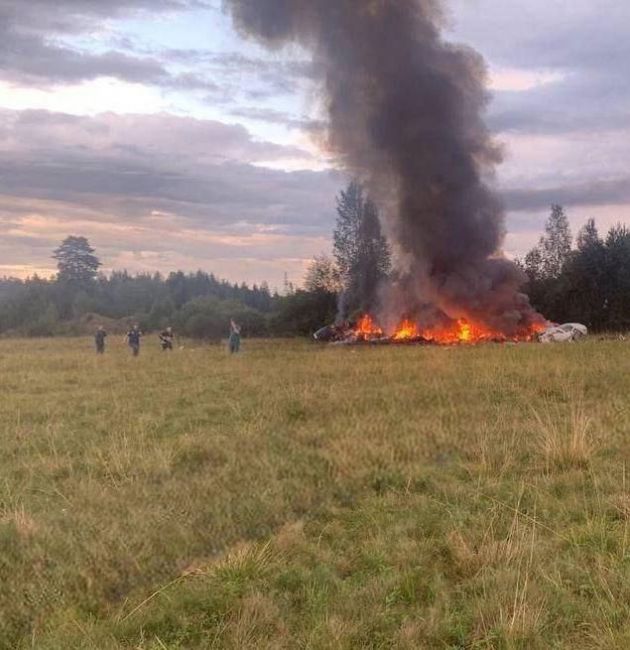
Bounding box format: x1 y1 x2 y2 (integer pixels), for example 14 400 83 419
159 326 174 351
95 325 107 354
228 319 241 354
126 324 142 357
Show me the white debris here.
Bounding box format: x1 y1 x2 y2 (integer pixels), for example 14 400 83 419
539 323 588 343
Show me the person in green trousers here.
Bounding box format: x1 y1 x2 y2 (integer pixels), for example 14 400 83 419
229 319 241 354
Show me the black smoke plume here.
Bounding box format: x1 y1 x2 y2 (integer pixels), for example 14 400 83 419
223 0 545 334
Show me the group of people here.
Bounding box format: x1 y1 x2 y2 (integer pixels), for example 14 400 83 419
94 321 241 356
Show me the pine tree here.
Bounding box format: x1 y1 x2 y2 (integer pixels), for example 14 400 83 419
53 236 101 283
561 218 605 328
603 225 630 329
333 181 391 315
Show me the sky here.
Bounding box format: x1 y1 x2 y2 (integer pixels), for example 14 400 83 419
1 0 629 289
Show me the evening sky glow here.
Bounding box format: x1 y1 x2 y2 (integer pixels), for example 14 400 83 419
1 0 629 288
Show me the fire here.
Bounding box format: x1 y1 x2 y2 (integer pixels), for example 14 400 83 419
393 319 420 341
354 314 383 340
352 314 545 345
392 317 476 344
458 320 471 342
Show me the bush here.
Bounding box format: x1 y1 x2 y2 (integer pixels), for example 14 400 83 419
175 298 267 340
270 290 338 336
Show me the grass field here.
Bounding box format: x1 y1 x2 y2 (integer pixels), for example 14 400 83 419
2 336 630 648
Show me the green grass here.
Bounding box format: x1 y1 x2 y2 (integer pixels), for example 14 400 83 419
2 336 630 648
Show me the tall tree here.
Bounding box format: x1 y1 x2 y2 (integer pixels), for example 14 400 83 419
540 204 572 279
53 236 101 283
523 246 544 285
521 205 572 321
577 218 600 252
333 181 391 315
561 218 606 328
333 181 363 280
603 225 630 329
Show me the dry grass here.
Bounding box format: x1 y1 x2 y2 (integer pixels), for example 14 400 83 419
534 397 596 471
2 336 630 648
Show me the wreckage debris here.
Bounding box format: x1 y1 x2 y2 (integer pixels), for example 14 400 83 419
314 315 552 346
539 323 588 343
315 316 590 346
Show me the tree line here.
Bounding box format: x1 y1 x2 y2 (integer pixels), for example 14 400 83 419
0 181 390 339
0 258 338 340
520 205 630 331
3 189 625 339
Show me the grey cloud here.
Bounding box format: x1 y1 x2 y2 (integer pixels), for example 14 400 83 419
1 109 310 165
165 50 315 79
504 178 630 213
489 70 630 135
79 22 318 101
229 106 324 132
447 1 630 138
1 0 206 29
203 52 317 95
169 50 318 103
449 1 630 72
0 157 337 231
0 0 311 98
0 0 214 89
0 109 340 235
1 32 166 86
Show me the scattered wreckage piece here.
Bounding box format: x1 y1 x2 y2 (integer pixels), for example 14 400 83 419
313 324 346 343
538 323 588 343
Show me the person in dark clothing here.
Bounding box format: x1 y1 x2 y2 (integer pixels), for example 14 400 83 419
228 319 241 354
159 327 174 351
126 324 142 357
95 326 107 354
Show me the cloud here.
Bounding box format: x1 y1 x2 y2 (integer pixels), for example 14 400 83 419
166 50 316 81
162 50 319 105
447 0 630 137
0 0 216 89
504 178 630 213
489 71 630 135
449 1 630 71
0 109 338 229
228 106 324 132
1 109 309 161
0 108 341 283
0 0 319 119
441 0 630 248
0 194 333 286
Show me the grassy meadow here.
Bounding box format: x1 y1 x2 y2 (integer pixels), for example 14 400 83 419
2 335 630 648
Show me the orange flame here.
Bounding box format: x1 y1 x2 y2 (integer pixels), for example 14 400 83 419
355 314 383 340
393 319 420 341
353 314 546 345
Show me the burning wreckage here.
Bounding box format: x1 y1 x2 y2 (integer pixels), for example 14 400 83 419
315 316 587 346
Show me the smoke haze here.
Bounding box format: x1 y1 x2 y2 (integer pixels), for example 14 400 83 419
223 0 544 334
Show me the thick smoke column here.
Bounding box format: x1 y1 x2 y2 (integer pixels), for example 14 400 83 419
223 0 543 334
